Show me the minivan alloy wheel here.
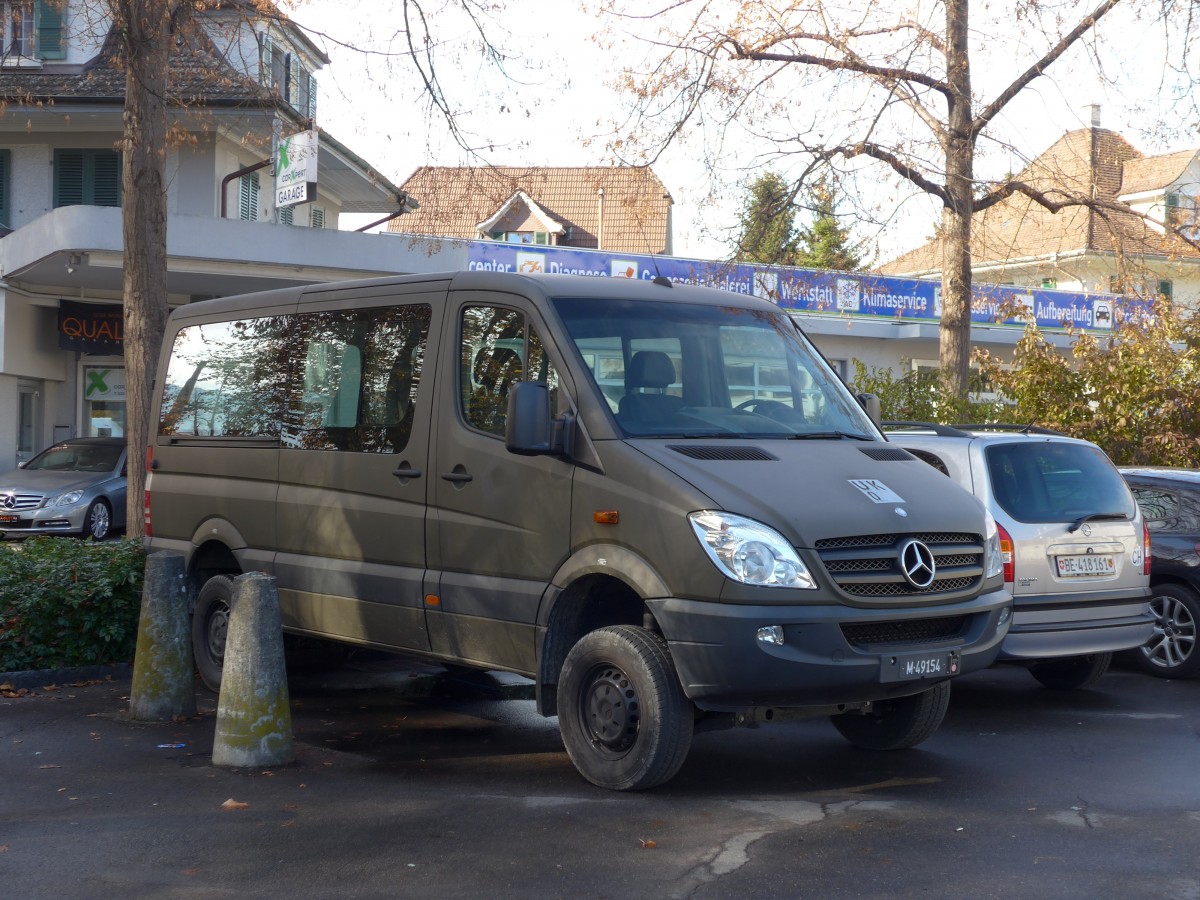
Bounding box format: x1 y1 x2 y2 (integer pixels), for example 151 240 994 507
1136 584 1200 679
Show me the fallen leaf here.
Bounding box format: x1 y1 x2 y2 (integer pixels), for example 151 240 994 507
41 685 60 692
221 799 250 811
0 845 9 853
640 839 657 849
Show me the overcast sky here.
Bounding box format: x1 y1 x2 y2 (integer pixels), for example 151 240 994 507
285 0 1196 265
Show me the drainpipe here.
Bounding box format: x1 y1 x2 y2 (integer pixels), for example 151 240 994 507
220 159 271 219
355 192 421 232
596 187 605 250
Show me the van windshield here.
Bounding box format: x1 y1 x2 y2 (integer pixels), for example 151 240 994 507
551 296 878 439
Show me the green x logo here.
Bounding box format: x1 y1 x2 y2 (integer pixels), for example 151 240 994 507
86 369 110 398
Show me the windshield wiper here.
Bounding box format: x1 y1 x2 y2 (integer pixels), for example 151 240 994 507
787 431 874 441
1067 511 1129 533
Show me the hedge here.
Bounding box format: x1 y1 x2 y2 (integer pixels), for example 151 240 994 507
0 536 145 673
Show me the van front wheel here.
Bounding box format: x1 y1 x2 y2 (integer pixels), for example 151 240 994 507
830 681 951 750
557 625 693 791
192 575 235 692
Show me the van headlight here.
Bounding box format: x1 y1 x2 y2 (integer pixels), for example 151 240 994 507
55 490 85 507
688 511 816 589
984 510 1003 579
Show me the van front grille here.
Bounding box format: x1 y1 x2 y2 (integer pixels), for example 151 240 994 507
814 532 984 601
841 615 969 647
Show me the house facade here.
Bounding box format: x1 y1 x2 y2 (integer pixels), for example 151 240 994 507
388 165 674 255
881 115 1200 317
0 0 462 470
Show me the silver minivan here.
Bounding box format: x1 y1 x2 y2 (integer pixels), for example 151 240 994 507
887 423 1153 689
147 272 1012 789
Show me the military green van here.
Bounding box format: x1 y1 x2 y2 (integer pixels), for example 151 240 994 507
147 271 1011 790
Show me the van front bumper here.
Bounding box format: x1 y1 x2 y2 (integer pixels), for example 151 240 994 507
646 587 1011 712
997 588 1154 660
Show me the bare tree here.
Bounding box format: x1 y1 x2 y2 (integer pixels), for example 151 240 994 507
599 0 1197 396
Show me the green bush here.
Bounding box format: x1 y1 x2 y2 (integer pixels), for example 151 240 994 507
0 537 145 673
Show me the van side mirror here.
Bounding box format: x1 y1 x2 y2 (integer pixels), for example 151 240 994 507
856 392 882 430
506 381 573 457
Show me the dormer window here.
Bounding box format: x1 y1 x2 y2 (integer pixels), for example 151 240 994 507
490 230 549 245
259 30 318 120
2 1 64 63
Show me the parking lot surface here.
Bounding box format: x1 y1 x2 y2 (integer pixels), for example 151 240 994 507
2 658 1198 899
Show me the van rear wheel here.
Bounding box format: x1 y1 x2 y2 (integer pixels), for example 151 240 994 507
192 575 235 692
830 681 951 750
557 625 693 791
1029 652 1111 690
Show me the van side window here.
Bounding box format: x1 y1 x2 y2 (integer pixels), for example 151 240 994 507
461 306 525 436
158 316 291 438
284 304 432 452
526 327 561 414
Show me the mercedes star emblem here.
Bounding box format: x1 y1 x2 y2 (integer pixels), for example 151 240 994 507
899 538 937 589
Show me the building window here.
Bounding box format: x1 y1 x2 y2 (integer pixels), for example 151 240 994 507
1040 277 1057 289
490 230 548 245
2 1 63 61
54 149 121 208
238 172 259 221
259 30 318 120
310 206 325 229
1165 192 1182 228
0 148 10 229
1158 280 1173 301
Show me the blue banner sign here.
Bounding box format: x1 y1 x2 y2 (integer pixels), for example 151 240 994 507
466 242 1127 332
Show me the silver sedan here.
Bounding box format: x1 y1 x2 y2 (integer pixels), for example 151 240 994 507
0 438 127 540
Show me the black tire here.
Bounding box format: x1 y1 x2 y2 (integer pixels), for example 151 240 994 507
557 625 693 791
192 575 235 692
1135 584 1200 679
82 499 112 541
1029 651 1112 690
830 681 951 750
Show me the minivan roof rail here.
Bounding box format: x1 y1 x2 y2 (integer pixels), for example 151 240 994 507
882 421 971 437
954 423 1067 436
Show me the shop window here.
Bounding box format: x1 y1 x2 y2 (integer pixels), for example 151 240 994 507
54 149 121 208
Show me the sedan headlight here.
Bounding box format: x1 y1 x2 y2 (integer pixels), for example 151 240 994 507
688 511 816 589
55 490 85 507
984 510 1003 579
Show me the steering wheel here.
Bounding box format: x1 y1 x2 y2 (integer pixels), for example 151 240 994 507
735 398 800 422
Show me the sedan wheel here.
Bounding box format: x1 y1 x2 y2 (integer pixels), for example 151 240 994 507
83 500 112 541
1136 584 1200 679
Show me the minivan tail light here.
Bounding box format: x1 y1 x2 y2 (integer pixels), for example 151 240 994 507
1143 521 1151 576
997 523 1014 584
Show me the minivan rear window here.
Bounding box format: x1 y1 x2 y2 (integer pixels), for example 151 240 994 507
986 442 1135 524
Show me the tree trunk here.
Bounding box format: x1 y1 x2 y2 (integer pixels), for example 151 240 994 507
938 0 975 398
119 1 174 541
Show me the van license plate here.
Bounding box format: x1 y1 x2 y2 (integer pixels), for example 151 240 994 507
880 651 958 683
1056 554 1116 577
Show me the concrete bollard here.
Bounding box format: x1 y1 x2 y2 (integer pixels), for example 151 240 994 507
211 573 293 768
130 551 197 722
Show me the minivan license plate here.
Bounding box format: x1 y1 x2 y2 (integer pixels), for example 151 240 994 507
880 651 958 683
1056 554 1115 577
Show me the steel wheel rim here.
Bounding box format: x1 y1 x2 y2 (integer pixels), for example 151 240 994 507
579 663 640 758
207 603 230 663
1142 594 1197 671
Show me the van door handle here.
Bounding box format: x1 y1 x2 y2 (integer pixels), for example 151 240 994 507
441 471 473 483
392 466 423 481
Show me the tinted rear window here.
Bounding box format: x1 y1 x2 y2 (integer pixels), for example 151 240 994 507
986 441 1135 524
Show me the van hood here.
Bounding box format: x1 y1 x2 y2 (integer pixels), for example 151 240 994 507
627 439 988 546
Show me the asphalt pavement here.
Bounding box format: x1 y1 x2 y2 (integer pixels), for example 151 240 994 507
3 655 1199 899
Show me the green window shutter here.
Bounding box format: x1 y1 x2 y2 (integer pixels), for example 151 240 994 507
54 150 120 208
54 150 85 206
0 150 10 229
279 205 294 226
310 207 325 229
91 151 121 207
1159 280 1173 300
258 31 273 86
239 173 259 221
36 1 66 60
534 232 547 245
